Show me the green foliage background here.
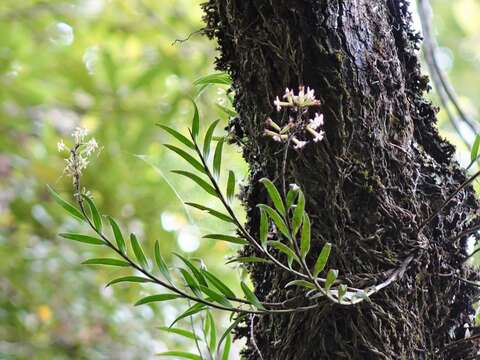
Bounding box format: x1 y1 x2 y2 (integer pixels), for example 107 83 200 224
0 0 478 359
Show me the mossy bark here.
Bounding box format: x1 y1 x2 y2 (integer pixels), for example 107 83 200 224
203 1 480 358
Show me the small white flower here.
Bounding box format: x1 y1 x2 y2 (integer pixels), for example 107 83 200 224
289 183 300 191
57 139 67 152
309 113 324 129
313 130 325 143
294 140 307 149
84 138 98 156
72 127 88 143
274 96 282 112
273 135 282 142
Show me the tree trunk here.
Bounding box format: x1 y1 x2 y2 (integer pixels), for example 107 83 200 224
203 1 480 358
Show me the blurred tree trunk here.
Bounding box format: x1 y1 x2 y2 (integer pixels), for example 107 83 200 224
203 1 480 359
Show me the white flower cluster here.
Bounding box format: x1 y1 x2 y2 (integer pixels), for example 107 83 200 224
273 86 321 112
265 86 325 150
57 127 99 181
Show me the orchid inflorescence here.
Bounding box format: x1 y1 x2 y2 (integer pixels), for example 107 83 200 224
265 86 325 149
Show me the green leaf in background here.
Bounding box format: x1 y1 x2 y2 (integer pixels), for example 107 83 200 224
174 253 208 287
135 294 182 306
240 281 265 310
157 124 195 149
82 195 103 232
156 351 202 360
203 119 220 158
313 242 332 277
260 178 286 216
285 280 316 289
221 333 232 360
202 234 248 245
227 170 236 204
292 190 305 235
199 285 232 307
47 185 84 221
191 101 200 139
130 234 148 269
172 171 218 197
472 134 480 163
170 303 206 328
59 233 104 245
257 204 290 239
157 327 202 341
102 50 117 91
325 269 338 291
225 256 271 265
179 268 201 296
286 185 299 209
193 72 232 86
185 203 234 223
164 144 205 173
106 276 151 287
201 269 236 299
213 137 225 178
154 240 171 282
300 213 311 260
259 208 268 248
206 311 217 352
82 258 130 267
108 216 126 254
268 240 299 267
217 315 246 356
216 103 237 117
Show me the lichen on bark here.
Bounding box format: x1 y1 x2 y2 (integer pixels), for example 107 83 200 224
203 0 480 358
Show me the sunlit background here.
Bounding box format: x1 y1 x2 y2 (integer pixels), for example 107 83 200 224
1 0 479 359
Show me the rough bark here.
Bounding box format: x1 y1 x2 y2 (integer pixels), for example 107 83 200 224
203 1 480 359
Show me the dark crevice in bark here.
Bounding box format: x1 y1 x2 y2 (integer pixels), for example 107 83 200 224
203 0 480 358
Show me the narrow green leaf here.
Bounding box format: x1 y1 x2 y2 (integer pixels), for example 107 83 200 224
193 73 232 86
217 315 246 355
260 178 286 216
207 311 217 351
170 303 206 328
292 190 305 235
201 270 236 298
259 208 268 248
82 258 130 267
472 134 480 163
286 186 299 209
203 119 220 158
164 145 205 173
172 171 217 197
313 242 332 277
240 281 265 310
213 137 224 178
82 195 102 232
226 170 236 204
154 240 171 281
268 241 299 266
135 294 181 306
179 268 201 296
108 216 126 254
191 101 200 139
221 334 232 360
325 269 338 291
106 276 151 287
130 234 148 269
47 185 84 221
157 327 202 341
185 203 234 223
257 204 290 239
202 234 248 245
225 256 271 265
300 213 311 260
174 253 207 287
199 285 232 307
157 124 195 149
216 103 237 117
285 280 316 289
59 233 104 245
156 351 201 360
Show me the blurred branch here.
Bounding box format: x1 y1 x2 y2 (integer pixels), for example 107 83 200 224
417 0 479 148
